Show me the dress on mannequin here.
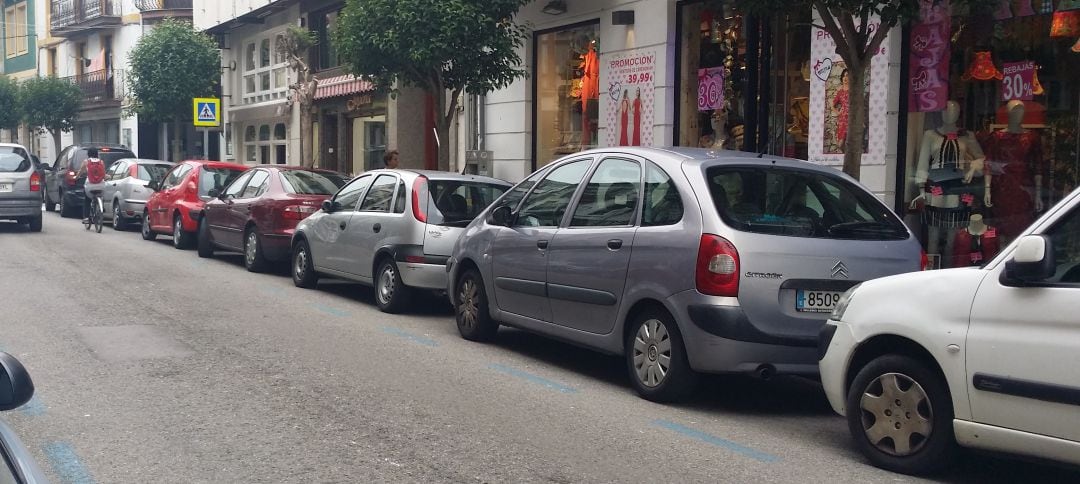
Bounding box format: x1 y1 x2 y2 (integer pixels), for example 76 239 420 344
986 130 1044 238
580 43 599 147
951 215 999 267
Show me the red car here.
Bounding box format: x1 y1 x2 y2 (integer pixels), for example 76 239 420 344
141 160 248 249
196 165 348 271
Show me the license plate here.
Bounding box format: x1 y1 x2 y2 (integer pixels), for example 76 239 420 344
796 290 843 313
0 183 11 193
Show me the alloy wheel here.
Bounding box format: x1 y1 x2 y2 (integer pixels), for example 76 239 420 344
457 277 479 331
174 218 182 241
858 372 934 456
632 319 672 387
246 232 258 266
114 204 121 228
143 213 151 236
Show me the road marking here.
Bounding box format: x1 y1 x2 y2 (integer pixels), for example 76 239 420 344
18 396 46 417
653 419 779 463
43 442 96 484
310 303 349 318
488 363 578 394
381 327 438 347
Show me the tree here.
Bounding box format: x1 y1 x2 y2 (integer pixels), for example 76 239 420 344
278 26 318 168
0 76 21 141
128 18 220 162
735 0 994 179
20 76 81 159
334 0 531 171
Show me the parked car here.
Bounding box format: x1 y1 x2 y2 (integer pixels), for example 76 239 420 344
0 143 43 232
43 143 136 218
198 165 349 272
102 158 174 231
0 351 48 483
291 169 511 313
819 187 1080 475
447 147 925 402
141 160 247 249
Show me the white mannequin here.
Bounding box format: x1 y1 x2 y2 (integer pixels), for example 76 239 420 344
1002 99 1043 212
967 213 987 236
710 109 731 150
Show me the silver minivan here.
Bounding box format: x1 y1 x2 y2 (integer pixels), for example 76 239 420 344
0 143 43 232
291 169 510 313
448 147 924 402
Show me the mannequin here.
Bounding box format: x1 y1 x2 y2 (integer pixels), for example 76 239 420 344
951 214 999 267
709 109 732 150
985 99 1045 240
910 100 988 258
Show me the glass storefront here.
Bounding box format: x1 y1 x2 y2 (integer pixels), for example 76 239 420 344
534 21 601 168
903 4 1080 269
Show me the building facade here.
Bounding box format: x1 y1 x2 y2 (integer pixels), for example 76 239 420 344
1 0 39 146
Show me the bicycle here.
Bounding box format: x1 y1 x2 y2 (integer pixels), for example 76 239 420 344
84 190 104 233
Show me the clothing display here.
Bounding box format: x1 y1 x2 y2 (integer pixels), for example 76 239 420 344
580 44 599 146
832 85 850 146
632 96 642 146
952 226 1000 267
985 130 1045 238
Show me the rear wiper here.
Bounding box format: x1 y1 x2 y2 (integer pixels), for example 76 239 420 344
828 221 905 235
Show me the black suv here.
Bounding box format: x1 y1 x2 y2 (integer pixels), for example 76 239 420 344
44 143 136 218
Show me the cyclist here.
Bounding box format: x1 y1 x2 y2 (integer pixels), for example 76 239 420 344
81 148 107 224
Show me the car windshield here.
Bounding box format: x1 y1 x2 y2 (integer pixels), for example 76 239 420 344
137 164 171 182
0 147 30 172
706 166 909 241
198 166 244 197
426 180 509 227
280 170 348 195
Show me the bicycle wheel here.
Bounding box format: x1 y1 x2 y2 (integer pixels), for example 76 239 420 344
83 201 91 230
94 197 103 233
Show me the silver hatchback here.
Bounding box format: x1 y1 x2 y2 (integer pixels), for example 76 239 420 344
291 169 510 313
447 147 924 402
102 158 174 230
0 143 43 232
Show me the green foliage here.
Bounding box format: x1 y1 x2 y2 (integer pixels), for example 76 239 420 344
280 26 317 56
19 76 82 135
0 76 20 131
332 0 532 96
127 18 220 122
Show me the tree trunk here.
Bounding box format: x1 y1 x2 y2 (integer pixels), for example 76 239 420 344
299 104 314 168
433 90 450 172
842 62 869 180
172 117 183 163
51 130 62 162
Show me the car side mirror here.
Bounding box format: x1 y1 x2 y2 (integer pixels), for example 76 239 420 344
1003 235 1056 284
0 352 34 411
322 199 336 213
490 205 514 227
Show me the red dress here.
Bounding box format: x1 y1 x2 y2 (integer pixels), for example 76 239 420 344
832 87 849 146
619 100 629 146
632 98 642 146
951 227 1000 268
986 130 1044 239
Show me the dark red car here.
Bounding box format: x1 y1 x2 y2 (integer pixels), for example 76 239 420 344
141 160 248 249
196 165 348 271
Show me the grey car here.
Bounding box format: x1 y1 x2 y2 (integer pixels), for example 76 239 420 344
447 147 923 402
291 169 510 313
0 143 43 232
0 352 49 483
101 158 173 231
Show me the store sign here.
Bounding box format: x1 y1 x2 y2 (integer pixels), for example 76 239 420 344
1001 61 1035 102
908 0 951 112
603 47 656 147
347 93 375 111
697 67 724 112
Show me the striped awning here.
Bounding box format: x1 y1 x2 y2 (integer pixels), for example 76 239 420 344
314 74 377 100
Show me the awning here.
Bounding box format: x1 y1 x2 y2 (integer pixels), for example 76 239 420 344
314 74 377 100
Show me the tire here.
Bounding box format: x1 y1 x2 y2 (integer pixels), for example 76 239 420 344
59 190 76 218
45 189 56 212
141 211 156 241
94 199 103 233
291 239 318 288
197 217 215 258
374 258 410 313
454 268 498 341
625 309 699 403
112 201 126 231
845 354 956 476
243 227 268 273
172 214 194 249
28 215 42 232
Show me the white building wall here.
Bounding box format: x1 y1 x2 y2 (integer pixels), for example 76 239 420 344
193 0 287 31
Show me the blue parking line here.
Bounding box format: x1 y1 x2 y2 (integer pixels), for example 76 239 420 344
18 396 46 417
653 419 779 463
381 327 438 347
488 363 578 394
43 442 96 484
310 303 349 318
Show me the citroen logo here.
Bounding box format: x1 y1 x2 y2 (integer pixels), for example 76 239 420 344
830 260 850 279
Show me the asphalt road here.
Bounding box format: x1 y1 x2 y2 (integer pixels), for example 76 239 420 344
1 211 1077 483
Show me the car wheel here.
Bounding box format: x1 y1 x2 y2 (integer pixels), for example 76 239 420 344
44 189 56 212
59 190 75 218
292 240 318 288
455 268 498 341
374 258 410 313
173 214 194 249
141 211 156 240
846 354 956 475
197 217 214 258
112 201 126 231
625 310 699 402
243 228 268 273
28 215 42 233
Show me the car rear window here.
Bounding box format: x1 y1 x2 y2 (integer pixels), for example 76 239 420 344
72 148 134 170
137 164 171 182
706 166 909 240
280 170 348 195
0 147 30 172
426 180 509 227
198 166 244 197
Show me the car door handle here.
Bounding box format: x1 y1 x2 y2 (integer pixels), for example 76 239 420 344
537 240 549 250
607 239 623 250
340 221 347 230
373 223 381 233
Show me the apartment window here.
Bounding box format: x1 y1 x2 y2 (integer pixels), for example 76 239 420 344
243 123 288 164
4 2 28 58
311 8 341 70
241 32 289 103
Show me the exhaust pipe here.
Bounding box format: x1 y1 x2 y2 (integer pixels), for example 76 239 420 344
753 364 776 381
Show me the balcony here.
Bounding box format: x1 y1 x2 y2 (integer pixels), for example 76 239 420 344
63 69 126 106
134 0 193 21
50 0 121 36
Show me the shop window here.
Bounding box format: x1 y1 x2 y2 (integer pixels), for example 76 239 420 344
534 22 600 168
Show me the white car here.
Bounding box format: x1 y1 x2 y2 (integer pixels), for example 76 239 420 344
819 187 1080 475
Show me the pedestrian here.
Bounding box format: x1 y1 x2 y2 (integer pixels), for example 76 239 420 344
384 150 400 170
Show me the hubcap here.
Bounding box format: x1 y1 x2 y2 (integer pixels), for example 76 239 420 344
294 247 308 279
632 319 672 387
143 214 150 235
114 205 121 224
174 219 182 240
246 232 258 265
378 265 395 305
858 372 934 456
457 278 479 330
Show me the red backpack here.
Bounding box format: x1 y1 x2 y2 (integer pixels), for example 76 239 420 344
86 158 106 184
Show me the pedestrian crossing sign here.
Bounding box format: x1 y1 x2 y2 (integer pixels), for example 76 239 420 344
193 98 220 127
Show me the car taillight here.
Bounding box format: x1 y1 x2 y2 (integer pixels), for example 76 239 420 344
283 205 318 220
65 170 77 186
411 176 428 223
696 234 740 297
920 250 930 271
29 171 41 192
